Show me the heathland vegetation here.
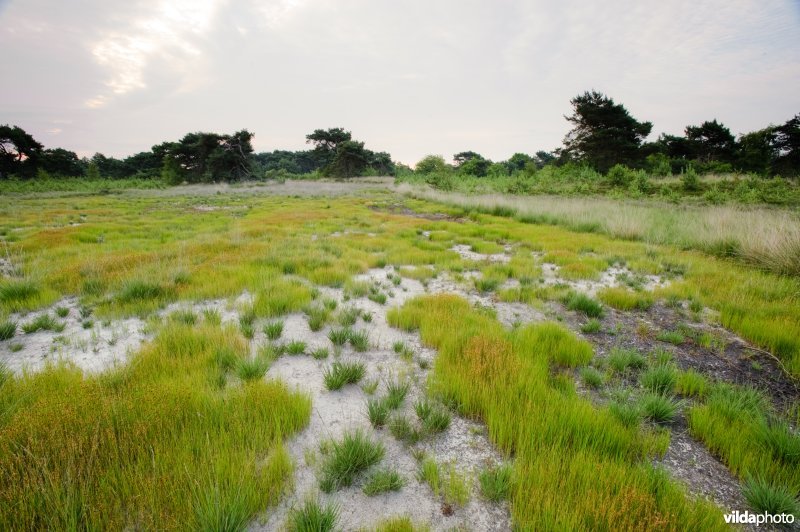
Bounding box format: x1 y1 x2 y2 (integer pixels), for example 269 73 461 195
1 92 799 529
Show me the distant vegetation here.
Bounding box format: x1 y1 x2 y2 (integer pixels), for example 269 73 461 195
1 90 797 203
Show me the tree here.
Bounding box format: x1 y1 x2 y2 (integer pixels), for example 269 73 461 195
562 91 652 173
154 130 255 182
453 151 483 167
326 140 368 177
738 128 777 175
685 119 737 164
534 150 556 168
459 157 490 177
505 153 533 172
415 155 448 174
366 151 395 175
0 124 43 177
773 114 800 177
306 128 352 168
39 148 84 176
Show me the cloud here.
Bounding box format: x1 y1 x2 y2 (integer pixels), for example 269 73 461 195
0 0 797 163
86 0 222 107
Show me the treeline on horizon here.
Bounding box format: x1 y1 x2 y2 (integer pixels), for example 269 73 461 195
1 91 798 186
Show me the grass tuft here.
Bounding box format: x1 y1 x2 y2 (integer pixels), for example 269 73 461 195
287 498 339 532
264 320 284 340
564 292 603 318
0 320 17 340
323 361 366 390
641 393 681 423
741 476 800 517
478 463 514 502
608 347 647 373
362 468 405 496
319 430 385 492
640 364 678 395
22 313 64 333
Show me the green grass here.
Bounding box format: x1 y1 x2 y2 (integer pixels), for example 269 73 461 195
609 400 642 428
0 323 309 530
479 463 514 502
414 401 451 434
384 380 409 409
367 398 391 428
564 292 603 318
597 287 653 311
372 516 429 532
389 414 420 444
310 347 329 360
417 457 470 507
328 327 350 346
388 295 722 529
235 356 270 380
0 320 17 341
362 468 405 496
0 280 39 306
641 393 681 423
54 306 69 318
319 430 385 492
287 498 339 532
264 320 284 340
640 365 678 395
286 340 307 355
656 330 685 345
579 366 604 389
323 361 366 390
741 475 800 517
169 309 197 325
607 347 647 373
580 318 601 333
21 313 65 333
348 329 370 352
675 369 709 398
337 306 360 327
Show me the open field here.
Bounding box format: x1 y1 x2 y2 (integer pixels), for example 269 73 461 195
1 180 798 530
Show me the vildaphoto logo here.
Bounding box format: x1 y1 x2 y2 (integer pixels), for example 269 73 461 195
724 510 795 526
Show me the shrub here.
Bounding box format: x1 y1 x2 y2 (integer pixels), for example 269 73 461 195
319 430 385 492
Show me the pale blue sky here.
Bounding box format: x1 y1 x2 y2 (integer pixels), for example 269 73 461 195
1 0 798 165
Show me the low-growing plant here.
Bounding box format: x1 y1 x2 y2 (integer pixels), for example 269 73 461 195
264 320 284 340
286 340 307 355
608 347 647 373
565 292 603 318
55 306 70 318
656 330 685 345
421 406 451 434
755 419 800 465
236 356 270 381
389 414 420 444
384 380 410 409
741 475 800 517
479 463 514 502
675 369 709 398
641 393 681 423
22 314 64 334
310 347 329 360
0 320 16 340
323 361 366 390
319 430 385 492
362 468 405 496
337 307 360 327
640 364 678 395
170 310 197 325
609 399 642 428
580 319 601 333
367 398 391 428
287 498 339 532
328 327 350 346
348 329 370 352
202 308 222 325
579 366 604 389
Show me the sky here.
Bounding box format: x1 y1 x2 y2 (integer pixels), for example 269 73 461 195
1 0 799 165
